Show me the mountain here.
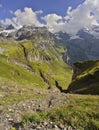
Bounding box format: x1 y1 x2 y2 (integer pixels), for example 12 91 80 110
68 60 99 95
1 24 99 65
0 25 72 102
56 26 99 65
0 25 99 130
1 24 99 93
0 25 99 95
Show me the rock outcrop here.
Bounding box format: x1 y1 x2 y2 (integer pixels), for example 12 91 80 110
56 26 99 65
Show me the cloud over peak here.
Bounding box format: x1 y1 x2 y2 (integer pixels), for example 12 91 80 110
43 0 99 34
2 7 43 28
1 0 99 35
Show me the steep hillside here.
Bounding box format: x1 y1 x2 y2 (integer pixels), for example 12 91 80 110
56 27 99 65
68 60 99 95
0 26 72 105
0 25 99 130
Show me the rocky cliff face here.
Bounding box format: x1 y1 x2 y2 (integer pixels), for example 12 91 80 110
0 25 55 41
56 26 99 65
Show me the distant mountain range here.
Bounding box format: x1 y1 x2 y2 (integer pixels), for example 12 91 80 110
0 24 72 94
0 23 99 95
56 26 99 65
0 24 99 65
0 23 99 130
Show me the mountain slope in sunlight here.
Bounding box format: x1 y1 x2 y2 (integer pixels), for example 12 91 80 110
68 60 99 95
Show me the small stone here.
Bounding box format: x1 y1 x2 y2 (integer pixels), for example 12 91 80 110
58 123 65 129
6 114 10 118
54 125 61 130
54 125 58 128
50 122 53 124
8 108 14 113
67 126 73 130
0 94 3 98
47 123 54 129
43 122 48 126
27 106 31 109
8 118 13 122
36 126 42 130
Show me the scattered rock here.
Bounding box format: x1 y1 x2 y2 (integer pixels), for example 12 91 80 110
0 90 71 130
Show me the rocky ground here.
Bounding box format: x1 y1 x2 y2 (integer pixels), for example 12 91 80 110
0 90 75 130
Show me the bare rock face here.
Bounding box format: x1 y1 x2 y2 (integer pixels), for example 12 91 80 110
1 24 99 65
0 25 55 43
15 25 54 41
56 26 99 65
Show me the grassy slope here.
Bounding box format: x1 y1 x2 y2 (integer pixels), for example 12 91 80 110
0 40 99 130
22 94 99 130
68 60 99 94
0 40 72 105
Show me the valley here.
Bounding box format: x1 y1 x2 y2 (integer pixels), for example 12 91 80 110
0 25 99 130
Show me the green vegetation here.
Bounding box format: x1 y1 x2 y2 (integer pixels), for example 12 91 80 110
22 94 99 130
10 127 16 130
0 40 72 105
68 60 99 94
0 37 98 130
32 60 72 89
0 59 47 87
0 40 72 87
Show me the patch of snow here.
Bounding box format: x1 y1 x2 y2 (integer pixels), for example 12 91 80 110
70 35 83 40
83 27 90 32
84 26 99 39
90 31 99 39
56 35 62 40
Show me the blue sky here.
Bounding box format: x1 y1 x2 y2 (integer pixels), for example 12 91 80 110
0 0 99 35
0 0 84 19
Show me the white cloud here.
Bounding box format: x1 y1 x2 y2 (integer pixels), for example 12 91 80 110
43 0 99 35
0 4 3 8
2 7 43 28
42 14 63 32
1 0 99 34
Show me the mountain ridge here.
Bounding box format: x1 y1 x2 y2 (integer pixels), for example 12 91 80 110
55 26 99 64
68 60 99 95
0 26 72 104
1 24 99 65
0 24 99 130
